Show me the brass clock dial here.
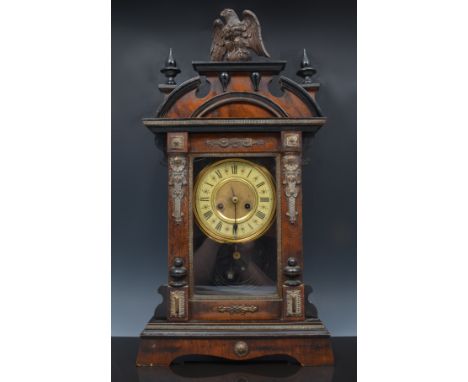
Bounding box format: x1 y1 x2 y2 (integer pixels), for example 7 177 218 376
194 158 276 243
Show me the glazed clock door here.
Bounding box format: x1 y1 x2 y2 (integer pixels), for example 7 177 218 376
191 156 280 307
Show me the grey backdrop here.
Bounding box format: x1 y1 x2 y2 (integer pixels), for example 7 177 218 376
112 0 356 336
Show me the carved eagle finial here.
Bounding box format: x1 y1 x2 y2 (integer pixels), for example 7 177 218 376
210 9 271 62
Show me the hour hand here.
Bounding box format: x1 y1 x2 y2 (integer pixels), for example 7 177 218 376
230 187 239 204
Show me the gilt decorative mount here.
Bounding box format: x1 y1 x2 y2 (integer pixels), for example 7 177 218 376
217 305 259 314
206 137 265 148
210 9 270 62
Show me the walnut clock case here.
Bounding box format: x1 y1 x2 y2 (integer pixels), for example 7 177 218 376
136 9 334 366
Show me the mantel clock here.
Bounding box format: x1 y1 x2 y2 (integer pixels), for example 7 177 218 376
136 9 334 366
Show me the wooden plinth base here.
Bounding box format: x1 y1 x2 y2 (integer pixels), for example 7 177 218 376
137 365 335 382
136 319 334 366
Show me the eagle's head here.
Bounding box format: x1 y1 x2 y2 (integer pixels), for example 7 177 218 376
220 9 239 23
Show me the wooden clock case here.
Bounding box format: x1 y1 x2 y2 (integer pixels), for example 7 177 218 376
136 39 334 367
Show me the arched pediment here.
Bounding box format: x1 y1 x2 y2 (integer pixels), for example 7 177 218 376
156 62 322 119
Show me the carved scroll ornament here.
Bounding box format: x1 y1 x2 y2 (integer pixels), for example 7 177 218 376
168 156 187 224
283 155 301 224
206 137 264 148
217 305 258 314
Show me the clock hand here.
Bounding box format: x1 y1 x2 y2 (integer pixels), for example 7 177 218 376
231 186 238 237
233 201 238 237
230 186 239 205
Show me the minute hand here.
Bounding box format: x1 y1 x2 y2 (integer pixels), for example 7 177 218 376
231 186 238 236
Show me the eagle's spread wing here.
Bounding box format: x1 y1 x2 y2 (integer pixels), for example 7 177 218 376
242 10 270 58
210 19 226 61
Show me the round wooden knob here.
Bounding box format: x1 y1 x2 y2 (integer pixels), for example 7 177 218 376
234 341 249 357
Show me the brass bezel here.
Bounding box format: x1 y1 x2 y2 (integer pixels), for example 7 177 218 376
193 158 277 244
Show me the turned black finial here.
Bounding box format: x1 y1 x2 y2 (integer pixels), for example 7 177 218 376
169 257 187 287
160 48 181 85
283 257 302 286
296 49 317 84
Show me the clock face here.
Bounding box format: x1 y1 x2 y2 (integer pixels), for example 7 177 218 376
194 158 276 243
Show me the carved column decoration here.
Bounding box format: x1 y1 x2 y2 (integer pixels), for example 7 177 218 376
282 154 301 224
168 156 187 224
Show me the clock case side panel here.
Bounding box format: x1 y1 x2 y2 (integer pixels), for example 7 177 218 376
166 133 190 321
280 132 306 321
